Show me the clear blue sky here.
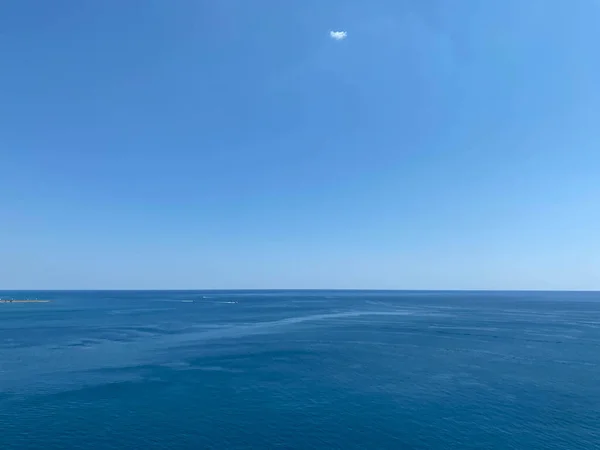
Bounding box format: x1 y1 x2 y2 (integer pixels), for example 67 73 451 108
2 0 599 290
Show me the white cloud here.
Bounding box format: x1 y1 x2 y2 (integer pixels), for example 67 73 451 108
329 31 347 41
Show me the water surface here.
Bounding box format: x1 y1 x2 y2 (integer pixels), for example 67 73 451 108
1 290 599 449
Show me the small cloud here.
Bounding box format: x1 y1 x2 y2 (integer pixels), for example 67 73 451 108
329 30 347 41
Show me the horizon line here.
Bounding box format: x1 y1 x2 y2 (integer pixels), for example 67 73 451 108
1 288 599 293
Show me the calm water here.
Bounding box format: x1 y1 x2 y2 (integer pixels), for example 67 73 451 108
1 290 599 449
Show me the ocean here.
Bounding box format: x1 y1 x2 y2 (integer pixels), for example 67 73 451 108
1 290 599 449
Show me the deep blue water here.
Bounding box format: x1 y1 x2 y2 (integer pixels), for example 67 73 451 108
1 290 600 449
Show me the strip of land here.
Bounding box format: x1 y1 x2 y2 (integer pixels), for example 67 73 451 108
0 300 51 303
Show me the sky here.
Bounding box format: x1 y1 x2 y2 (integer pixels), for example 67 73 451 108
1 0 600 290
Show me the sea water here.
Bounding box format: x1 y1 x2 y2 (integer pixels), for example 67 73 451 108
1 290 599 449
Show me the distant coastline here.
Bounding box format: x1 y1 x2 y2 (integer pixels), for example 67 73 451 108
0 299 50 303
